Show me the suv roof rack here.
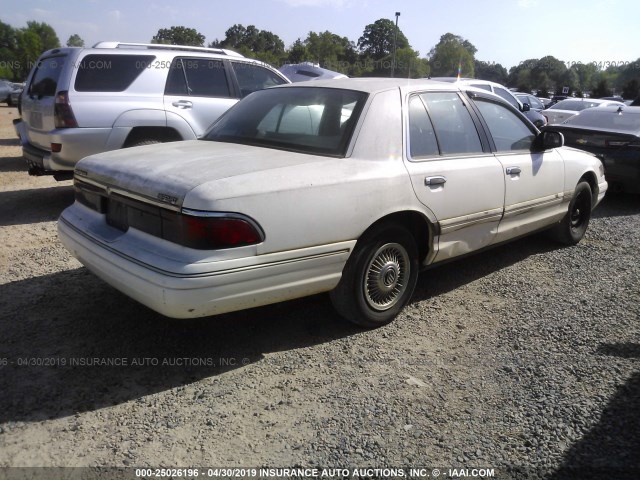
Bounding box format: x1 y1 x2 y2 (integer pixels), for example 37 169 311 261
92 42 244 57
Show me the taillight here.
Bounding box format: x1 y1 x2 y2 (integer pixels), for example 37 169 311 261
181 214 263 249
54 91 78 128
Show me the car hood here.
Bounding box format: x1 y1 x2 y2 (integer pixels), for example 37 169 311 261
76 140 334 208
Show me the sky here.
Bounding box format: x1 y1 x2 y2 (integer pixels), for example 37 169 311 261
2 0 638 70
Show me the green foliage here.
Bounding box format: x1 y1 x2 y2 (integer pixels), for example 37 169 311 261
152 26 205 47
358 18 408 60
66 34 84 47
25 21 60 51
217 24 285 65
428 33 476 77
474 60 508 84
591 79 612 98
622 79 639 100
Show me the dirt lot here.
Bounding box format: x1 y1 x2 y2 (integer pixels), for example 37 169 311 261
0 105 638 479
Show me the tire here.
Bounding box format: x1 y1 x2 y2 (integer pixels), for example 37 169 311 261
128 139 161 148
550 181 592 245
330 224 419 328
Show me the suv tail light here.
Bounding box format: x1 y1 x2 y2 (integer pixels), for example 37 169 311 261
54 91 78 128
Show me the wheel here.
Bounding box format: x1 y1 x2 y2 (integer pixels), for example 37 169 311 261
128 139 161 148
550 181 592 245
330 224 419 328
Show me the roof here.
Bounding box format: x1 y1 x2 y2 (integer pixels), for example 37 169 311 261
272 77 465 94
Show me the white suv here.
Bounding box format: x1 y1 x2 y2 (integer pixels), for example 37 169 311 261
15 42 290 180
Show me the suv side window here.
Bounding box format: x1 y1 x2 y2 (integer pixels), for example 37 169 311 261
165 58 230 97
420 92 483 155
29 56 66 97
473 98 536 151
75 55 155 92
408 95 439 158
231 62 287 97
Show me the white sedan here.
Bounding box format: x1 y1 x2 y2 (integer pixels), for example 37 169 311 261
59 79 607 327
544 98 625 125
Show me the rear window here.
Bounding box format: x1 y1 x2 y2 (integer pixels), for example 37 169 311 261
204 87 367 157
29 56 66 97
74 54 155 92
550 100 598 112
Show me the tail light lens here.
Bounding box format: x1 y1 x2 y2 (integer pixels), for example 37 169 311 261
179 213 263 249
54 91 78 128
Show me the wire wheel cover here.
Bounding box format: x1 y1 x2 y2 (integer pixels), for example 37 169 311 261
364 243 410 311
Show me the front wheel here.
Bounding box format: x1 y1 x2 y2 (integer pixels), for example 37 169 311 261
550 181 592 245
330 225 419 328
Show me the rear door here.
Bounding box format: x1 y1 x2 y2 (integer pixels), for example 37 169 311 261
21 54 68 150
403 91 505 262
163 57 238 137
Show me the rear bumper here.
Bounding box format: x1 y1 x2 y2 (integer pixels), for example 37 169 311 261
15 123 115 174
58 204 354 319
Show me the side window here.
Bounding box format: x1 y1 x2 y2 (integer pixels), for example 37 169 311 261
408 95 439 158
530 96 544 110
165 58 230 97
420 92 483 155
232 62 287 97
493 87 520 110
474 99 536 152
75 55 154 92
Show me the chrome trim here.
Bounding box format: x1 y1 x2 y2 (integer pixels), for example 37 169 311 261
439 207 503 234
503 193 563 218
74 177 181 212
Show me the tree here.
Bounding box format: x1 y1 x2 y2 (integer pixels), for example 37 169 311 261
358 18 408 60
286 38 310 64
474 60 508 84
66 34 84 47
428 33 476 77
622 79 640 100
302 31 356 73
217 24 285 65
591 79 612 98
0 20 18 79
151 26 205 47
24 21 60 51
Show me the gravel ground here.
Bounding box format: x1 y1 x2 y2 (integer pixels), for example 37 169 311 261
0 104 638 480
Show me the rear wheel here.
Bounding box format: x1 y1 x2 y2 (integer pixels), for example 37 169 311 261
330 225 419 328
550 181 592 245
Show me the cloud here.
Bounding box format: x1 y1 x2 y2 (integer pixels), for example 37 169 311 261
278 0 353 7
517 0 539 8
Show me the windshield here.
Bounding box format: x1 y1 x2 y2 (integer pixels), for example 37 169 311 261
204 87 368 157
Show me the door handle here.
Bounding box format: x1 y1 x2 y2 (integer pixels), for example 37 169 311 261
425 176 446 186
172 100 193 109
506 166 521 175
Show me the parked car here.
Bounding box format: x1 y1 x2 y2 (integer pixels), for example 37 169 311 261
516 93 545 113
279 62 348 82
58 78 607 328
9 82 24 109
0 79 13 104
545 105 640 194
432 78 547 128
544 98 625 125
15 42 290 180
538 97 553 108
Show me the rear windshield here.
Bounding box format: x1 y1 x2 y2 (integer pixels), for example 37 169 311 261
74 54 155 92
29 56 66 97
204 87 368 157
564 109 640 133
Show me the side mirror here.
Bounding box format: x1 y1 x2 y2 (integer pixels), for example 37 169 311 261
522 103 531 112
533 130 564 151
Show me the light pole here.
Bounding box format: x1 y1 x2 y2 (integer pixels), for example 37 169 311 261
391 11 400 78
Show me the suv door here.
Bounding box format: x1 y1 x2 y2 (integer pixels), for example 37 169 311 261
164 57 238 137
403 92 505 262
470 95 565 242
230 61 288 97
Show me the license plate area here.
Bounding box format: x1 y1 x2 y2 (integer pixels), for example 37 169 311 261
106 198 129 232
